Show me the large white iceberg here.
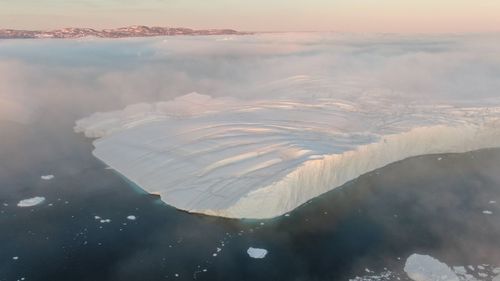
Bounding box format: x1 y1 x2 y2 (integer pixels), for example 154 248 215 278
75 93 500 219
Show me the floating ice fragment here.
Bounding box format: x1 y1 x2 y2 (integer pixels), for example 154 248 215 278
404 254 459 281
483 210 493 215
12 256 19 260
17 197 45 207
41 175 54 180
247 247 268 259
126 215 136 220
453 266 466 275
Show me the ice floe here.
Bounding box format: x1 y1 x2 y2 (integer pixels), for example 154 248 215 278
247 247 268 259
17 197 46 207
404 254 459 281
75 93 500 218
40 174 54 180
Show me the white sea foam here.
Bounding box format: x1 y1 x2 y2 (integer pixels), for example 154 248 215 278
75 93 500 219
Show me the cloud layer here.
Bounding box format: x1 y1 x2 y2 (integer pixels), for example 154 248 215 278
1 33 500 124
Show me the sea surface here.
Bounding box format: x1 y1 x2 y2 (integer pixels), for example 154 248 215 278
1 112 499 281
1 34 500 281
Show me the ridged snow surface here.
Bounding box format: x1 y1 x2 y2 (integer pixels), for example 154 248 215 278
75 93 500 219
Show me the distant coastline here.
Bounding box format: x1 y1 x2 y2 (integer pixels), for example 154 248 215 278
0 25 252 39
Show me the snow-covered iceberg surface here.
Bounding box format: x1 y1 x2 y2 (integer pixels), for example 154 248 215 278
75 93 500 219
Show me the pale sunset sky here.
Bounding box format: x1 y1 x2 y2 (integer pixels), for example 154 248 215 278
1 0 499 33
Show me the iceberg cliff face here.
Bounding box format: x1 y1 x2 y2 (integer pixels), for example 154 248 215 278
75 93 500 219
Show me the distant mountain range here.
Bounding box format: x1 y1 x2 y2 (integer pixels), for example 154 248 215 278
0 26 251 39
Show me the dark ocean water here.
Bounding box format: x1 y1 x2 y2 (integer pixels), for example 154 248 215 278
1 114 500 281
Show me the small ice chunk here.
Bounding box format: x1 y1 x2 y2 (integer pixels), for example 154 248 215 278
99 219 111 223
247 247 268 259
453 266 466 275
404 254 459 281
489 201 497 204
437 157 443 161
12 256 19 260
94 216 101 220
483 210 493 215
126 215 136 220
17 197 45 207
41 175 54 180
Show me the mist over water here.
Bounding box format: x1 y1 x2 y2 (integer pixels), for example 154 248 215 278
1 33 500 280
1 33 500 124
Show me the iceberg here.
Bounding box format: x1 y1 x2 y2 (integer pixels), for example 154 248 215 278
17 196 46 207
75 93 500 219
247 247 268 259
404 254 459 281
41 175 54 180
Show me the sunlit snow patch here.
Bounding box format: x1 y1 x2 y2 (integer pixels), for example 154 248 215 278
247 247 268 259
75 93 500 219
17 197 46 207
